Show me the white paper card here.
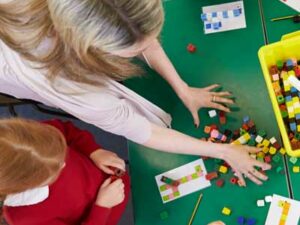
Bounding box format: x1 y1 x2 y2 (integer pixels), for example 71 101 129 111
279 0 300 12
265 194 300 225
155 159 211 204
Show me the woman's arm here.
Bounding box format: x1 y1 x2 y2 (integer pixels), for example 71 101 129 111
142 39 234 127
144 123 271 186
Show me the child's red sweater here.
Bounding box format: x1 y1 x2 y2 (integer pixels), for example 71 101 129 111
4 119 130 225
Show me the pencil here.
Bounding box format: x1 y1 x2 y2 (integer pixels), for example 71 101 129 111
271 14 300 22
187 193 203 225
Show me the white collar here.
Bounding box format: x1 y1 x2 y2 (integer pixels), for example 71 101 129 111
4 186 49 207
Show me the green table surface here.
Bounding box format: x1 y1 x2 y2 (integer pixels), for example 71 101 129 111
125 0 291 224
261 0 300 201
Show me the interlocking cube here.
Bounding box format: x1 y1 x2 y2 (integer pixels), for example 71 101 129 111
257 199 265 207
222 207 231 215
219 165 228 174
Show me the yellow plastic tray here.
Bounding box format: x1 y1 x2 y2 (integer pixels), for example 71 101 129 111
258 31 300 157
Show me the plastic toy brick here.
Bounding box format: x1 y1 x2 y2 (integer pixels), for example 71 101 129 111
255 135 263 143
205 172 218 181
216 178 224 187
247 218 257 225
273 142 281 150
270 65 278 74
286 59 294 71
161 176 180 187
160 211 169 220
230 177 238 184
248 139 256 146
222 207 231 216
293 166 300 173
187 44 196 53
237 216 246 225
204 126 211 134
262 146 269 154
208 110 217 118
272 154 281 163
243 115 250 124
258 130 267 138
257 199 265 207
265 195 273 203
279 148 286 155
290 156 298 164
276 166 283 174
219 165 228 174
269 146 277 155
264 155 272 163
276 60 284 70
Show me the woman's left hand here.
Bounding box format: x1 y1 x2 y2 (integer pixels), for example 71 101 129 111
179 84 234 127
90 149 126 174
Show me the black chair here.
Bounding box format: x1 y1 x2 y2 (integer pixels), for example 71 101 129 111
0 93 76 118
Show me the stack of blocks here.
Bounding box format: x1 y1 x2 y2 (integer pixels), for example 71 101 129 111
269 58 300 149
201 8 242 30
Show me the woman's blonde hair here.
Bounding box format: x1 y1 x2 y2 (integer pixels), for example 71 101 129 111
0 118 67 220
0 0 164 85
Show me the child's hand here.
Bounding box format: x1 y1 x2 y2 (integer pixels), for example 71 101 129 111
90 149 125 174
179 84 234 128
221 144 271 186
207 221 225 225
96 178 125 208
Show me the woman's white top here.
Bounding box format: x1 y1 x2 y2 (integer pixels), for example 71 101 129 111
0 39 172 143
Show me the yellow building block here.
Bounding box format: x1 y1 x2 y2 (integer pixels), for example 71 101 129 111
269 147 277 155
279 148 286 155
219 165 228 174
222 207 231 216
263 147 270 154
262 139 270 147
257 152 265 158
293 166 300 173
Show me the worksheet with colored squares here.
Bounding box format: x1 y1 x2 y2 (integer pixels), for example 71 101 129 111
279 0 300 12
155 159 211 204
265 194 300 225
202 1 246 34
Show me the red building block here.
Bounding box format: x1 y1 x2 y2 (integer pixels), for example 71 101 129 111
205 172 218 181
230 177 238 184
216 179 224 187
187 44 196 53
264 155 272 163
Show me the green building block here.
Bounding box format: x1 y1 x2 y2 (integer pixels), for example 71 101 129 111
248 139 256 146
272 154 281 163
240 129 247 135
276 166 283 174
258 130 267 138
160 185 167 192
192 173 199 179
160 211 169 220
295 133 300 141
290 157 298 164
277 60 284 70
281 110 288 118
162 195 169 202
257 157 264 163
174 191 180 197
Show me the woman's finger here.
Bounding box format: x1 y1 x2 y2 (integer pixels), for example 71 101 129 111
210 102 231 112
213 91 232 97
204 84 220 91
212 96 234 104
251 168 268 181
245 171 263 185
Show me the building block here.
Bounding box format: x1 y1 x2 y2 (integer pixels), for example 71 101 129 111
290 156 298 164
237 216 246 225
208 110 217 118
279 148 286 155
257 199 265 207
269 147 277 155
293 166 300 173
205 172 218 181
187 44 196 53
272 154 281 163
219 165 228 174
222 207 231 215
276 166 284 174
230 177 238 184
247 218 257 225
255 135 263 143
204 126 212 134
264 155 272 163
265 195 273 203
216 178 224 187
160 211 169 220
161 176 180 187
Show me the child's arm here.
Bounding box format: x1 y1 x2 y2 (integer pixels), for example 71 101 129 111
43 119 125 173
142 39 234 127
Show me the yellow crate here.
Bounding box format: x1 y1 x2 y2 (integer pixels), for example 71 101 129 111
258 31 300 157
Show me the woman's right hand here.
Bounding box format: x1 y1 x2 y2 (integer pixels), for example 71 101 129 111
221 144 272 186
96 178 125 208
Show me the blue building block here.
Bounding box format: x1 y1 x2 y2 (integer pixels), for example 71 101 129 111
233 8 241 17
285 95 292 102
212 12 217 17
201 13 207 21
243 116 250 124
223 11 229 18
296 114 300 120
237 216 246 225
205 23 212 29
247 218 256 225
291 87 298 93
290 122 297 131
286 59 294 71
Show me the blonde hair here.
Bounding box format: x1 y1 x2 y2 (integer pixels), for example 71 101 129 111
0 118 67 220
0 0 164 85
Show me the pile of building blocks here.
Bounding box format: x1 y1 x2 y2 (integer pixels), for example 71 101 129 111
201 8 242 30
202 115 286 189
289 156 300 173
269 58 300 149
